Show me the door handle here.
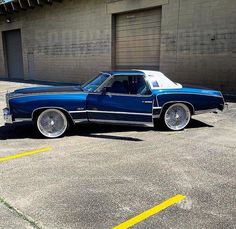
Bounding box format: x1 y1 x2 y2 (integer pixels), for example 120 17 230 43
142 101 153 104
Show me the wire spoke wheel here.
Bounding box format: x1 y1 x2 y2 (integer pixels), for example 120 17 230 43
164 103 191 131
37 109 68 138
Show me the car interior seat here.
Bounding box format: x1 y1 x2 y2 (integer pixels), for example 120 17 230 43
109 81 128 94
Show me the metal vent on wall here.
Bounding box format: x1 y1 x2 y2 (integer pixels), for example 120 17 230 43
0 0 62 15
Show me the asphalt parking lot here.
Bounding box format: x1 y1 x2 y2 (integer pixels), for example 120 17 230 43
0 81 235 229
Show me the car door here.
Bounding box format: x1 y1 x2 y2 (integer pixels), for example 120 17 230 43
86 74 154 125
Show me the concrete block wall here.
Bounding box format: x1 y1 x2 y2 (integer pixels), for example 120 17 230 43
0 0 235 93
0 0 112 83
160 0 236 93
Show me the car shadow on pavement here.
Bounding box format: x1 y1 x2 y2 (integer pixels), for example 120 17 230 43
0 122 147 141
0 118 213 140
68 124 149 141
188 119 214 129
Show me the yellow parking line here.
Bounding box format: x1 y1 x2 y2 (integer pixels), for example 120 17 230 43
113 194 186 229
0 147 52 162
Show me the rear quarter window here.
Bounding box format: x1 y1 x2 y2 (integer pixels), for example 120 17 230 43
151 80 159 87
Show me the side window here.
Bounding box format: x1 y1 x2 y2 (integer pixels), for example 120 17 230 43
105 75 129 94
135 76 150 95
103 75 150 95
151 80 159 88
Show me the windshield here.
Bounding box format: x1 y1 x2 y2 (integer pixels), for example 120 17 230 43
82 73 110 92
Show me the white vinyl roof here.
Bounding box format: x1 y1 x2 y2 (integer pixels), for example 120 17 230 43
140 70 182 89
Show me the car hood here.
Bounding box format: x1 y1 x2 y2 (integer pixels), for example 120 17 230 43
14 85 83 95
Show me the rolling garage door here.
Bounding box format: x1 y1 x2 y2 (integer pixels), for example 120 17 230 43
115 8 161 70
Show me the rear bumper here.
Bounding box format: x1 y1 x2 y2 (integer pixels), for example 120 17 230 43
195 102 227 115
3 108 13 124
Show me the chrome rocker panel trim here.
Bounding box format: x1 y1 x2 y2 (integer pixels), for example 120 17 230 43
14 118 32 122
89 119 153 127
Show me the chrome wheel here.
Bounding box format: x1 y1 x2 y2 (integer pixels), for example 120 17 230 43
164 103 191 131
37 109 68 138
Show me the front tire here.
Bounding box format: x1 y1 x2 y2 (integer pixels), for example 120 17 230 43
163 103 191 131
36 109 68 138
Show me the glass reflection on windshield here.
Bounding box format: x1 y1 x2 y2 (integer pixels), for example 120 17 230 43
82 73 110 92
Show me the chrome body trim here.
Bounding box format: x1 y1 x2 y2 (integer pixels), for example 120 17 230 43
74 119 88 124
14 118 32 122
82 72 112 92
32 107 76 124
142 100 153 104
87 110 152 116
158 101 195 117
104 93 152 97
94 74 113 93
69 111 87 114
3 108 13 124
70 109 153 116
89 119 153 127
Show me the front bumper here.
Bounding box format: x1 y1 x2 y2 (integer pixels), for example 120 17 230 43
3 108 13 124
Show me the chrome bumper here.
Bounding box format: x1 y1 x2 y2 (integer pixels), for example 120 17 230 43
3 108 13 124
224 103 229 110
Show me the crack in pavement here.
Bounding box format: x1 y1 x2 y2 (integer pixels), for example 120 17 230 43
0 195 42 229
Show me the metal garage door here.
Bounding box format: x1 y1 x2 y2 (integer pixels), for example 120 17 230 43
2 29 24 80
115 8 161 70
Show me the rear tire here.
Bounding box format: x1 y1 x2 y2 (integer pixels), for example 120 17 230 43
36 109 68 138
163 103 191 131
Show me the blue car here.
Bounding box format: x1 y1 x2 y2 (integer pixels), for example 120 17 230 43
3 70 225 138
